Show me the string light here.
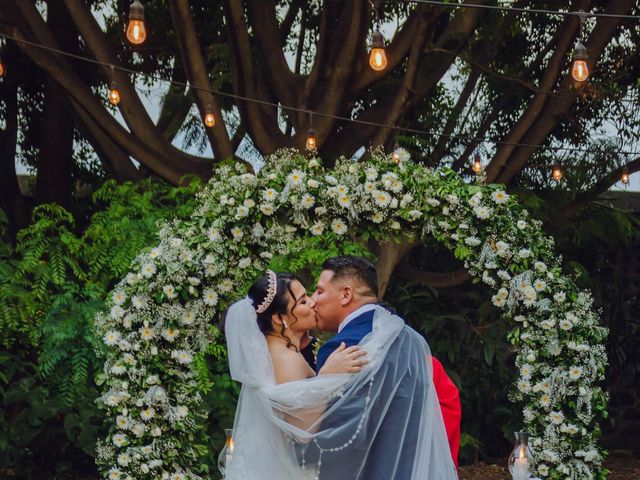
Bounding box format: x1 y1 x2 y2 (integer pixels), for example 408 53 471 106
552 163 564 181
108 81 121 105
472 153 483 174
571 12 590 83
391 143 401 164
203 104 216 127
2 32 640 160
369 28 388 71
126 1 147 45
0 51 4 77
621 166 630 186
306 129 317 150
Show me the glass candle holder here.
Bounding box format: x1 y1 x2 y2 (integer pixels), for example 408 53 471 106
508 431 534 480
217 428 235 476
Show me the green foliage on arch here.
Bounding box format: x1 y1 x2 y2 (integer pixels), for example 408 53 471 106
95 149 608 480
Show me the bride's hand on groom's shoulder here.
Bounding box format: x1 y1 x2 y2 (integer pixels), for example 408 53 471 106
319 343 368 375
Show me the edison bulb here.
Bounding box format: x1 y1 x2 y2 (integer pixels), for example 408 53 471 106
552 165 563 181
126 1 147 45
306 129 317 151
621 168 630 186
369 48 387 71
204 113 216 128
572 60 589 82
472 155 482 174
108 82 121 105
0 60 4 77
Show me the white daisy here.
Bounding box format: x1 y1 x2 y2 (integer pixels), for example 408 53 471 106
132 295 147 309
491 190 509 204
331 219 348 235
112 433 127 447
172 350 193 365
365 167 378 181
539 394 551 407
163 285 177 300
516 220 527 229
569 366 583 380
307 179 319 189
301 194 315 209
263 188 278 201
364 181 376 193
287 170 305 186
140 327 154 341
314 206 327 216
517 380 531 393
117 453 130 466
549 411 564 425
103 330 122 346
553 292 566 303
243 198 256 208
533 279 546 292
557 316 572 330
236 206 249 218
310 222 324 236
176 405 189 418
111 365 126 375
537 464 549 476
231 226 244 240
473 205 492 219
113 291 127 305
108 468 122 480
259 204 274 216
203 289 219 306
149 247 162 260
110 305 125 320
162 327 179 342
116 415 129 429
371 212 384 224
140 407 156 421
520 364 533 379
372 190 392 207
337 194 351 208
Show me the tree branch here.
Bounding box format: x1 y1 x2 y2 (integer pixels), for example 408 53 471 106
169 0 234 161
554 157 640 219
484 0 591 183
61 0 211 168
492 0 636 185
222 0 286 154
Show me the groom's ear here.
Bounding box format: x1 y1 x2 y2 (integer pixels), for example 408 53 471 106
340 285 354 306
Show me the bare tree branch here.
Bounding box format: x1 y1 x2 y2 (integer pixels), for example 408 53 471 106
555 157 640 219
169 0 234 161
492 0 636 185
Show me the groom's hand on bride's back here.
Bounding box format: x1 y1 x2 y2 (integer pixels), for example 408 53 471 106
318 342 368 375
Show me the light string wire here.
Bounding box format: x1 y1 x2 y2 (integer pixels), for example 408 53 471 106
403 0 640 20
1 29 640 158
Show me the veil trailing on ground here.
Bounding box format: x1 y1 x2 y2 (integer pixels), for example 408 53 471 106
224 298 458 480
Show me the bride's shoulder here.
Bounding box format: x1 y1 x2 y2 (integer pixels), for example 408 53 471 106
269 346 314 384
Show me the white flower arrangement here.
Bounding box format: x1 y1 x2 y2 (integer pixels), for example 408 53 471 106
95 149 608 480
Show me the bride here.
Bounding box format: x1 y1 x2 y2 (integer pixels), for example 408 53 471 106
224 270 457 479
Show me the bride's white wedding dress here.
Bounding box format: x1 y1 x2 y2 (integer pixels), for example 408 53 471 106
224 299 458 480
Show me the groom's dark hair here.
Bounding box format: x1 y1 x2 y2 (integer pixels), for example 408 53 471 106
322 255 378 298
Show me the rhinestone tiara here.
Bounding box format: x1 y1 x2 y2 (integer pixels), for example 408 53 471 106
256 270 277 314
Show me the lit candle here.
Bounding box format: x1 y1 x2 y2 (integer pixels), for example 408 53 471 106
512 447 530 480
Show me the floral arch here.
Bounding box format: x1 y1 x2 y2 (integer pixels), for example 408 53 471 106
95 149 608 480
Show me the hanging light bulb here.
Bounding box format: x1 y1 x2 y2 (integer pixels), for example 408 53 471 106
108 81 121 105
369 28 388 71
621 167 630 186
204 104 216 127
306 129 317 151
0 54 4 77
472 154 483 174
126 0 147 45
389 142 400 164
552 163 564 181
571 42 589 82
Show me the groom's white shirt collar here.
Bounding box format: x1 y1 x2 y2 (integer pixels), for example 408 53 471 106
337 303 377 333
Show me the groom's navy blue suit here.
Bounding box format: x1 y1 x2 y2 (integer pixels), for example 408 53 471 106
313 307 423 480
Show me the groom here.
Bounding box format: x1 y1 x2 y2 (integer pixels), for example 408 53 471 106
310 255 461 473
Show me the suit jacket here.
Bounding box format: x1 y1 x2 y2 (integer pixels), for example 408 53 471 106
316 307 461 469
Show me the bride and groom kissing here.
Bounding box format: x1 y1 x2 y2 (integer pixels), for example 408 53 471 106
224 255 461 479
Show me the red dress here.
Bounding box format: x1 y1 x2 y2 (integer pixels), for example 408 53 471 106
432 356 461 468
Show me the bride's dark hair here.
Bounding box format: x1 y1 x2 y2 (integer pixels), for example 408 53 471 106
248 272 302 351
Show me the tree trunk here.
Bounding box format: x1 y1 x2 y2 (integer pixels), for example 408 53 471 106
34 0 76 207
0 44 30 238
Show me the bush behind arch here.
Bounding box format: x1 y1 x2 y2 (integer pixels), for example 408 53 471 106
95 149 608 480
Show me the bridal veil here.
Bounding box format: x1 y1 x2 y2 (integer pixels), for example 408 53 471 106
224 298 458 480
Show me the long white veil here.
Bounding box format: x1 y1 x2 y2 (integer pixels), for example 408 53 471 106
224 298 458 480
